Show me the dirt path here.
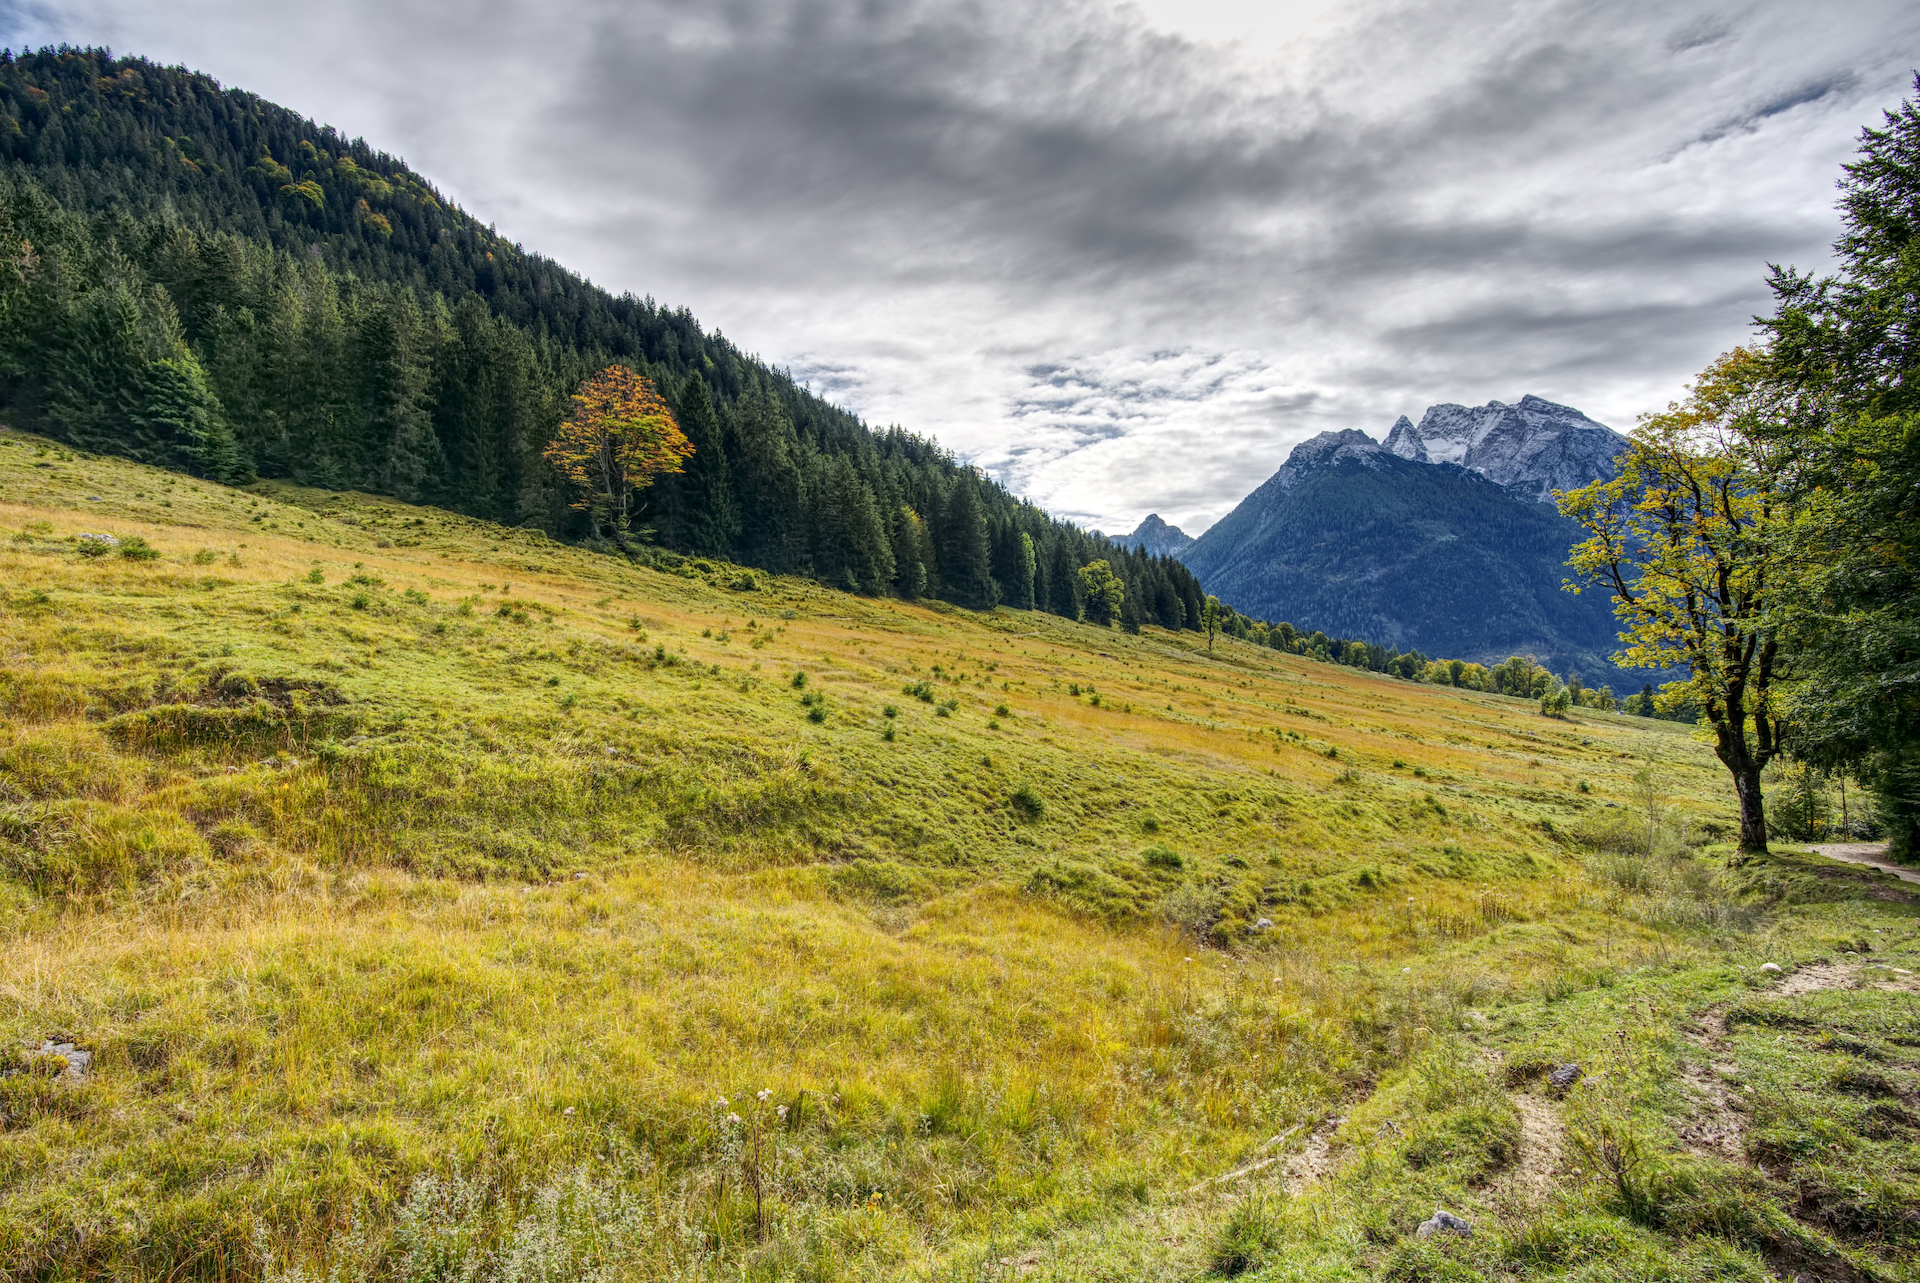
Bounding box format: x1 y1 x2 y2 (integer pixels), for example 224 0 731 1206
1806 842 1920 886
1500 1094 1565 1204
1282 1115 1347 1194
1677 1010 1746 1162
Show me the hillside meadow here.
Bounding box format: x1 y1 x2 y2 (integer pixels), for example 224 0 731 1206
1 428 1915 1282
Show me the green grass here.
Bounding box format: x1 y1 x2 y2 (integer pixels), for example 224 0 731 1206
1 427 1915 1281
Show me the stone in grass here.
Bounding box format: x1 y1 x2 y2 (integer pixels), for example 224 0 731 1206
1416 1210 1473 1240
1760 963 1783 973
1548 1063 1582 1090
31 1040 92 1080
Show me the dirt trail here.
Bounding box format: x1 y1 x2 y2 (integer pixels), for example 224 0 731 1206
1678 1010 1746 1162
1499 1094 1565 1204
1806 842 1920 886
1282 1115 1347 1194
1772 961 1920 995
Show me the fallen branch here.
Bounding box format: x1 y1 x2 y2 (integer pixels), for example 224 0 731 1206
1183 1124 1302 1196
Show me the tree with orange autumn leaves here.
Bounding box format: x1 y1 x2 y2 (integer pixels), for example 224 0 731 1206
543 366 694 544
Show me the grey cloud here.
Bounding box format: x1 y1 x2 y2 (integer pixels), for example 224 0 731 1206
7 0 1920 533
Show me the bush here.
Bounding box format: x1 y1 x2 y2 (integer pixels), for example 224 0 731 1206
1143 844 1182 870
1010 783 1045 821
1209 1193 1284 1276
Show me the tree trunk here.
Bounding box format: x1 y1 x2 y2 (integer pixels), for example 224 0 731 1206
1734 767 1769 855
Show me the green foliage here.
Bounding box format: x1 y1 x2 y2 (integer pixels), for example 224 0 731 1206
1763 80 1920 860
1009 782 1045 821
1208 1193 1285 1276
1076 558 1124 626
1142 844 1182 870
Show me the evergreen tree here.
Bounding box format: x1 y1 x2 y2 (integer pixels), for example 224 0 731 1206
662 373 737 556
936 472 996 609
727 381 805 571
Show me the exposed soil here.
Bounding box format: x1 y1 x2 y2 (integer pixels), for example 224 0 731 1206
1282 1115 1347 1194
1805 843 1920 887
1772 962 1920 996
1499 1094 1565 1204
1678 1010 1746 1163
1777 963 1861 996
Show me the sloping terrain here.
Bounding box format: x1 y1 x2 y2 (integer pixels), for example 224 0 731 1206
2 430 1915 1282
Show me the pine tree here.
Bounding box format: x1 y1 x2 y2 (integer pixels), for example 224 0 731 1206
667 373 737 557
936 473 996 608
727 381 805 571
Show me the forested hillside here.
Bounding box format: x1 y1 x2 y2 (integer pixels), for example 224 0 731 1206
0 46 1205 624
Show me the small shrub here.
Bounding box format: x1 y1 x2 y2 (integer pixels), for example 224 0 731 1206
903 680 934 702
995 703 1011 717
806 704 826 724
75 536 113 558
191 548 217 565
791 671 807 689
883 723 896 742
882 704 898 718
1010 783 1045 822
1141 815 1161 833
1209 1193 1285 1275
350 591 371 610
1143 844 1183 870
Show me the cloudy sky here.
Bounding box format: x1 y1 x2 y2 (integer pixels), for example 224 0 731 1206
6 0 1917 533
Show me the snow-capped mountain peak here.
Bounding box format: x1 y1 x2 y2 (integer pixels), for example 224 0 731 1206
1382 395 1628 501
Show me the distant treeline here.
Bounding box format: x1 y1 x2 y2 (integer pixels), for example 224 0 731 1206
0 48 1208 628
1205 602 1688 719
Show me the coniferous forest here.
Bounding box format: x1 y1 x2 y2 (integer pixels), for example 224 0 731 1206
0 48 1208 627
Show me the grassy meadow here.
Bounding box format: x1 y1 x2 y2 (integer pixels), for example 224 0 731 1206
1 428 1916 1282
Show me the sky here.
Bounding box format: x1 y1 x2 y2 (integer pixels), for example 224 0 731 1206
5 0 1917 535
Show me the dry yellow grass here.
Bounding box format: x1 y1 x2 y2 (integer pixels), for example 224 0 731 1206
3 428 1821 1282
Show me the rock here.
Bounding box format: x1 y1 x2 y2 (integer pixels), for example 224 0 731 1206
1761 963 1783 973
32 1040 91 1080
1416 1210 1473 1239
1548 1063 1582 1089
1254 917 1274 930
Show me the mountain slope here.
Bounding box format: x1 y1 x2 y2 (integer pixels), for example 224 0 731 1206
1181 429 1628 675
1113 512 1194 558
4 428 1910 1283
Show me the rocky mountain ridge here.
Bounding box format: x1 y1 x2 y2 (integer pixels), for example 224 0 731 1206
1381 394 1628 502
1113 513 1195 559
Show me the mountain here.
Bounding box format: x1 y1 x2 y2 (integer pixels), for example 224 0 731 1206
1381 394 1628 502
1180 427 1631 676
0 47 1209 629
1114 513 1194 559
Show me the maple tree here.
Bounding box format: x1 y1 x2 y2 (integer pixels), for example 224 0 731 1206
543 366 694 543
